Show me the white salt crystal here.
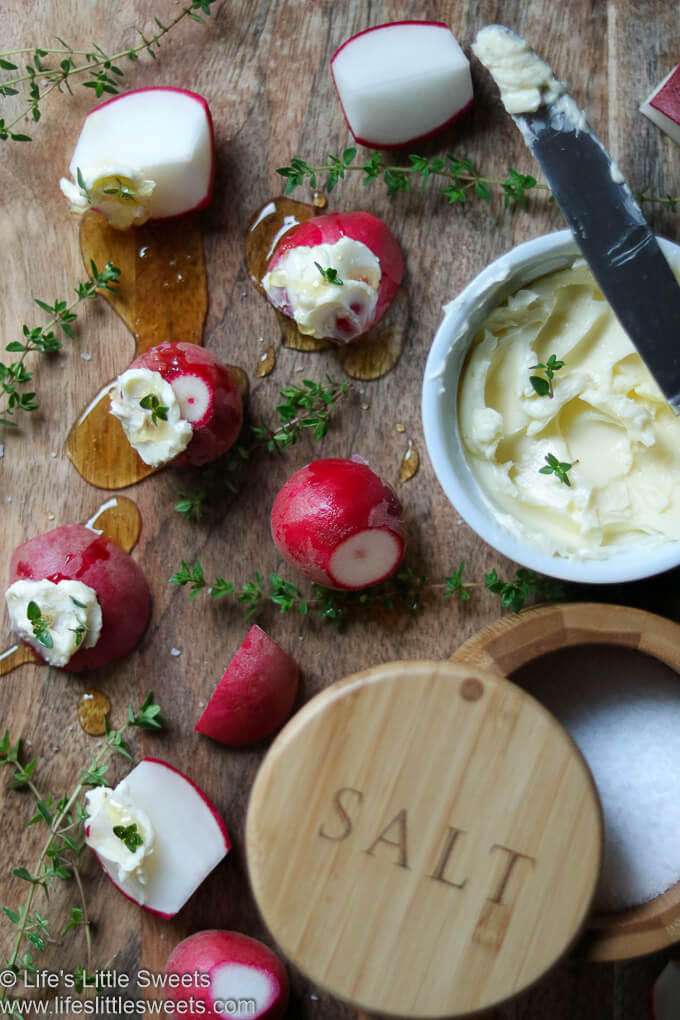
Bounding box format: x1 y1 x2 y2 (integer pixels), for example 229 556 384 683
170 647 182 657
80 352 92 361
514 644 680 912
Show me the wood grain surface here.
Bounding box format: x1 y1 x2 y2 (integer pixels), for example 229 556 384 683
1 2 679 1019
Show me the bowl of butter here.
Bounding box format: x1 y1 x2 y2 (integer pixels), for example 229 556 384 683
422 229 680 583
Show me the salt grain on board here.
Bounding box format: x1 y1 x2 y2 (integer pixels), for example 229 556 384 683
513 644 680 911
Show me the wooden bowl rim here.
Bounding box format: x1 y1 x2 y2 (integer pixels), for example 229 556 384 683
451 601 680 962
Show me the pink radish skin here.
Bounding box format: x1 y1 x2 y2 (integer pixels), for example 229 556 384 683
270 458 406 590
265 211 404 341
331 22 473 149
164 930 289 1019
129 343 243 467
72 87 215 221
10 524 150 672
89 759 230 920
196 625 299 746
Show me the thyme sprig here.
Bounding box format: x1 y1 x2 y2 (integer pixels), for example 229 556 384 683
0 695 164 1012
139 393 169 425
0 260 120 434
170 558 566 628
0 1 217 142
279 149 680 213
175 378 349 521
113 823 144 854
530 354 565 398
314 262 343 286
540 452 576 486
25 602 52 650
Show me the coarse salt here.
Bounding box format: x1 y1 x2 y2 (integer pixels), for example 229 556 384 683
513 643 680 911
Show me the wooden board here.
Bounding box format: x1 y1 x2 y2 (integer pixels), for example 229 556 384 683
1 2 679 1018
247 660 602 1017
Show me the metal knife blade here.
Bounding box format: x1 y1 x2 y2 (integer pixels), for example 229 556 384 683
513 85 680 411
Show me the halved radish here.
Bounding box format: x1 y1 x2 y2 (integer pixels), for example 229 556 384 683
331 22 473 148
270 457 406 590
649 960 680 1019
262 211 404 343
164 931 289 1019
641 63 680 145
85 758 230 919
196 626 299 746
59 87 215 228
117 342 243 467
8 523 150 672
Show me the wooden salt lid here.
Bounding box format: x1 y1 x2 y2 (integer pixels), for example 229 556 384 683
246 660 603 1018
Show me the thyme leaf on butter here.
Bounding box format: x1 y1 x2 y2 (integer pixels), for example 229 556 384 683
26 602 53 650
314 262 343 286
539 452 575 486
113 823 143 854
139 393 169 425
529 354 565 398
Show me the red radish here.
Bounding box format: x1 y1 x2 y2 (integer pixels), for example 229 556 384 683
649 960 680 1019
270 458 406 590
641 63 680 145
9 524 150 672
126 342 243 467
60 87 214 227
196 626 299 746
86 759 230 919
262 211 404 343
331 22 473 148
164 930 289 1019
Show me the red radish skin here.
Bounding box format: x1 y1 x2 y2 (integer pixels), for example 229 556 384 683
331 22 473 149
129 342 243 467
196 626 299 746
265 211 404 341
164 931 289 1020
270 458 407 590
74 87 215 221
89 759 230 920
10 524 150 671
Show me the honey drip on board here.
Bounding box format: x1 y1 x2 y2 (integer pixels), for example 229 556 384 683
245 197 407 377
78 689 111 736
255 345 276 377
65 211 208 490
0 495 142 677
398 439 420 485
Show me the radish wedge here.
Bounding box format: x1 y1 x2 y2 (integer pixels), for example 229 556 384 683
196 626 299 746
61 87 215 227
331 21 473 148
270 457 406 590
164 931 289 1019
86 758 230 918
641 63 680 146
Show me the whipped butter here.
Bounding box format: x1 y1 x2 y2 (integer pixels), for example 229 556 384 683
472 26 565 114
262 236 381 341
85 782 154 893
459 260 680 558
5 578 102 667
109 367 192 467
60 167 155 230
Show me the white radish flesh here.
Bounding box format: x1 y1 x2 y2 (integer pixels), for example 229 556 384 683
68 88 214 219
331 21 473 148
328 529 402 588
170 373 212 424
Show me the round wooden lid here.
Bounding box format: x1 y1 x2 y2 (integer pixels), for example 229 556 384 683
246 661 603 1018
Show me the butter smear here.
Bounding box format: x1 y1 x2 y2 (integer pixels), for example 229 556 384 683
472 25 565 114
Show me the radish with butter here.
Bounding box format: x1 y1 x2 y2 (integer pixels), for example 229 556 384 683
60 87 214 229
271 457 406 590
110 342 243 468
331 21 473 148
262 211 404 343
164 930 289 1019
85 759 230 918
6 523 150 671
196 625 299 746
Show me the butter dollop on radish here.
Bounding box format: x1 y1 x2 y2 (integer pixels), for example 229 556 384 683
331 21 473 148
59 87 214 229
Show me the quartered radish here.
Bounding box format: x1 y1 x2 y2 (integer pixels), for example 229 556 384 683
85 758 230 919
8 524 150 672
59 87 215 228
164 931 289 1019
196 625 299 746
120 342 243 467
641 63 680 145
649 960 680 1020
262 211 404 343
270 458 406 590
331 21 473 148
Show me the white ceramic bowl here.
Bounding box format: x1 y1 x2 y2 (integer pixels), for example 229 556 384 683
422 229 680 584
